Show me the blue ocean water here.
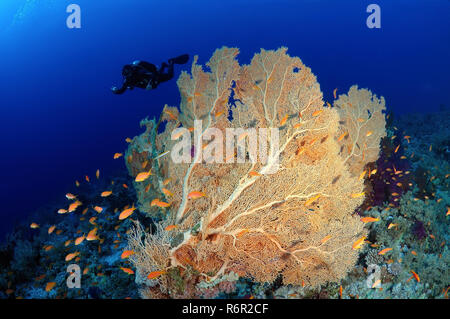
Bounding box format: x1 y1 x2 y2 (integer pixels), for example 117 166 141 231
0 0 449 241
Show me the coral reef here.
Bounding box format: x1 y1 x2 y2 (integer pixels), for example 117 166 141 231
334 109 450 299
1 49 446 301
125 47 387 297
0 174 141 299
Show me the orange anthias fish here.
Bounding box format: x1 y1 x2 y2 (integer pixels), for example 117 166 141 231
280 114 288 126
119 205 136 220
66 193 77 200
68 200 82 212
85 175 90 183
120 267 135 275
410 270 420 282
368 169 377 177
215 110 225 118
352 236 366 250
147 270 166 280
113 153 123 159
304 194 321 206
94 206 103 213
312 109 323 117
360 217 379 223
101 191 113 197
135 170 152 182
57 208 68 214
188 191 206 199
371 279 381 288
48 225 56 234
96 169 100 179
338 132 348 142
249 171 262 177
162 188 173 197
45 282 56 292
320 235 332 244
164 109 178 121
333 88 337 99
151 199 161 207
387 223 398 230
358 170 367 180
30 223 39 229
86 228 98 241
121 250 135 259
65 252 80 262
155 200 170 208
43 245 54 251
236 229 250 238
75 235 85 246
378 248 393 255
165 225 178 231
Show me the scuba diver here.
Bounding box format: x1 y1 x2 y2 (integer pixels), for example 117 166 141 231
111 54 189 94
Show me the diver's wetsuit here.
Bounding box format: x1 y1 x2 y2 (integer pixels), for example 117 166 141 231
111 61 173 94
111 54 188 94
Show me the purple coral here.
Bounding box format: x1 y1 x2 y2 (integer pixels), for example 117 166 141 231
412 220 427 240
365 135 412 209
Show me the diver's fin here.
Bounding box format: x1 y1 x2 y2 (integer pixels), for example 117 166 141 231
169 54 189 65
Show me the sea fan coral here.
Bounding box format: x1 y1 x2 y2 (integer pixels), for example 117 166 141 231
126 47 387 296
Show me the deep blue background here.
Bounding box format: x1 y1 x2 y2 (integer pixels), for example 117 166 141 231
0 0 449 240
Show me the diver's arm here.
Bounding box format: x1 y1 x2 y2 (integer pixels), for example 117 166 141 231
158 62 174 83
111 80 128 94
